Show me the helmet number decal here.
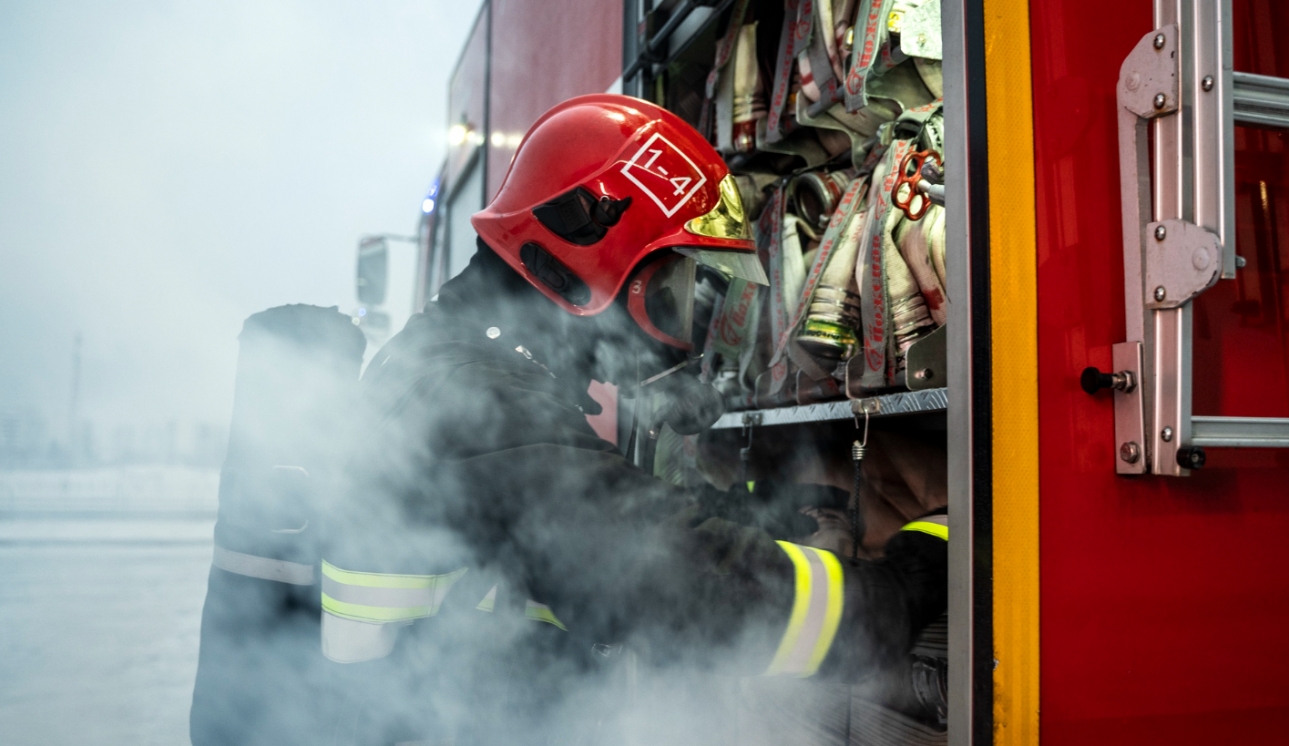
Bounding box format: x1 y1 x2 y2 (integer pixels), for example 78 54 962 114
621 133 708 218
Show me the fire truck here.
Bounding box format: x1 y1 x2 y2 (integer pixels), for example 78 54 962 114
358 0 1289 743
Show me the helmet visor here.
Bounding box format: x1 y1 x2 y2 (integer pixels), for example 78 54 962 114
685 174 751 241
678 174 767 285
674 247 769 286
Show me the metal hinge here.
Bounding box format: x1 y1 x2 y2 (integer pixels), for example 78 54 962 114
1141 220 1221 310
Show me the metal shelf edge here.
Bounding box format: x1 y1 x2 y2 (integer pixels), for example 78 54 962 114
710 387 949 429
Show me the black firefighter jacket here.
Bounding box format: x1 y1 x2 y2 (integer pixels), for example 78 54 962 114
316 254 948 745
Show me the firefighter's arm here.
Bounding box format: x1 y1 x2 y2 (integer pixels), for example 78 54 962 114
460 441 947 680
815 515 947 678
661 508 948 679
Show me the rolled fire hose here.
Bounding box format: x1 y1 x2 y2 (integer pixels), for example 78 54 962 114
787 169 854 241
894 208 947 326
799 0 847 112
884 204 936 367
732 23 764 153
780 214 808 312
796 176 868 360
928 204 947 291
717 22 763 154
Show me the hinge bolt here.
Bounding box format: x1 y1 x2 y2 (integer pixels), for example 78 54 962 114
1161 426 1174 442
1154 286 1167 301
1202 75 1214 92
1154 224 1167 241
1153 33 1166 50
1236 255 1247 268
1120 442 1141 464
1153 93 1167 109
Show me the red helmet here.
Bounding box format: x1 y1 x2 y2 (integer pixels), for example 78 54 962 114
472 94 766 350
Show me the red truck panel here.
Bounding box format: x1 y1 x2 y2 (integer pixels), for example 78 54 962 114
1031 0 1289 743
486 0 622 200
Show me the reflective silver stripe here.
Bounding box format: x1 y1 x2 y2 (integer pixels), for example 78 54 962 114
765 541 844 678
788 548 829 674
320 612 408 663
321 574 460 610
212 545 315 586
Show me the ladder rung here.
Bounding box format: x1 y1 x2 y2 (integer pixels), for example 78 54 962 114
1191 415 1289 448
1234 71 1289 129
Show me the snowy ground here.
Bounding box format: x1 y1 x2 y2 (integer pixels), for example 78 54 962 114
0 469 217 746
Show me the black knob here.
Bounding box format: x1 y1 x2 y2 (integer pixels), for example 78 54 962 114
1176 446 1206 470
1082 367 1113 394
1081 367 1136 395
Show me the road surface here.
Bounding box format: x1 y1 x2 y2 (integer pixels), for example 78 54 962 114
0 470 217 746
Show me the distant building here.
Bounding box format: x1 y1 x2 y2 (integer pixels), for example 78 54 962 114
0 409 54 468
0 410 225 470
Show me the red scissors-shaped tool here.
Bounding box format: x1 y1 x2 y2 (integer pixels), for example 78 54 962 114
892 149 942 221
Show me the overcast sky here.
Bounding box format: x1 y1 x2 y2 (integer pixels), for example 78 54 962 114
0 0 481 449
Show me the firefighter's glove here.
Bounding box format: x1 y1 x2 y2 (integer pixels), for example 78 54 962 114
648 374 726 435
696 481 849 539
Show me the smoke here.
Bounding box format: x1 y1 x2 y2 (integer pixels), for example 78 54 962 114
183 232 953 746
176 236 950 746
184 264 800 745
0 5 951 744
0 0 479 458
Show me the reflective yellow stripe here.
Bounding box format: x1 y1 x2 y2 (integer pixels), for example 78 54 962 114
812 549 844 672
524 601 568 631
474 586 565 629
766 543 812 674
319 560 466 624
901 520 949 541
765 541 844 678
321 596 432 623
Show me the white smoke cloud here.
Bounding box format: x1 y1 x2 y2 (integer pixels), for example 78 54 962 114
0 5 950 745
0 0 480 453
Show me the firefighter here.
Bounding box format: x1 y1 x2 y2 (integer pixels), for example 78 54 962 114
320 94 948 744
